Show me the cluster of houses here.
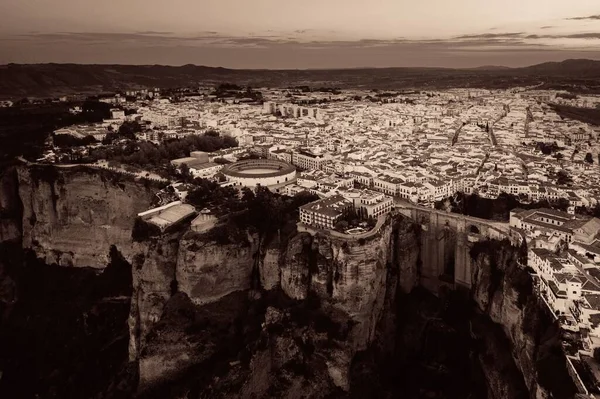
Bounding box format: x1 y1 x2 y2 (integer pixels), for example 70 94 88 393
510 207 600 394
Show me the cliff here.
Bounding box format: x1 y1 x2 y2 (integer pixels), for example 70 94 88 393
470 240 577 399
0 164 577 398
0 166 21 244
17 165 155 268
131 215 422 395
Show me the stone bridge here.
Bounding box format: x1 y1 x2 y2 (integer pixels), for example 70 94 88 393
394 201 512 292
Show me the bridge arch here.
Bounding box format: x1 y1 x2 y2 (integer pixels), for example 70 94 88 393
469 224 481 235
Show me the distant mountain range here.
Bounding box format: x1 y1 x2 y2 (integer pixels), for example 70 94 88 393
1 59 599 99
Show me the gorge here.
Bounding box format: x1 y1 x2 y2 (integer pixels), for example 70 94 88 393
0 164 577 399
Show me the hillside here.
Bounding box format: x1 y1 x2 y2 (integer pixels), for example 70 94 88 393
1 59 600 98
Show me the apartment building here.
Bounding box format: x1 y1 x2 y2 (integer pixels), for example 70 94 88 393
299 195 352 230
529 248 600 337
510 208 600 244
398 182 420 201
350 171 375 187
341 189 394 218
423 179 453 202
374 175 403 196
292 150 327 171
488 177 530 197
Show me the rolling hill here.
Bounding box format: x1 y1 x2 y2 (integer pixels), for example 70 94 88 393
1 59 599 99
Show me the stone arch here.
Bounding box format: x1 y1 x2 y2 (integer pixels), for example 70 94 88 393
469 224 480 234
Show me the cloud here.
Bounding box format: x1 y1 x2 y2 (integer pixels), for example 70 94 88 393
136 31 173 35
540 26 554 29
526 33 600 39
565 15 600 21
454 32 524 40
6 28 600 54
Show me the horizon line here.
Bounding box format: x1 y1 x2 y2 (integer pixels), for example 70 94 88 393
1 57 598 71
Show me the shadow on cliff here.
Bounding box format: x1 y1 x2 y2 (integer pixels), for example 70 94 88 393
348 287 490 399
135 288 354 399
0 245 137 399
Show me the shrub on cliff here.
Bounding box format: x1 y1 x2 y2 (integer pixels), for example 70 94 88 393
436 192 570 221
536 323 577 397
29 164 61 185
508 267 533 309
594 347 600 363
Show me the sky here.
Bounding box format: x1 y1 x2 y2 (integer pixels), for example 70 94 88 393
1 0 600 68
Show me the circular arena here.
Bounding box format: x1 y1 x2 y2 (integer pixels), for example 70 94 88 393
222 159 297 187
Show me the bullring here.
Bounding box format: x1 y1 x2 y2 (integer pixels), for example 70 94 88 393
221 159 297 187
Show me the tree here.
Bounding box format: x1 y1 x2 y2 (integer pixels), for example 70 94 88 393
107 160 120 169
165 163 178 178
594 347 600 363
180 163 191 181
53 134 97 148
102 132 119 145
118 120 142 140
213 157 230 165
585 152 594 164
334 220 349 232
556 170 572 186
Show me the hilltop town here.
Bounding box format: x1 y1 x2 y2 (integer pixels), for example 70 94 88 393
29 85 599 212
13 83 600 395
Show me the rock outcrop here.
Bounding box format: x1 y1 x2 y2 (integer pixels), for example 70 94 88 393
0 164 578 399
0 166 22 244
18 165 155 268
131 214 422 394
470 239 577 399
176 232 256 306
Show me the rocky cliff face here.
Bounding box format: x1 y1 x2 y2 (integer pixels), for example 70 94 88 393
176 233 257 306
0 166 21 244
17 165 155 268
0 165 156 399
130 215 422 395
470 240 577 399
0 165 575 399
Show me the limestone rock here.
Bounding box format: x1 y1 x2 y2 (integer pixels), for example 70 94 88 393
17 166 154 268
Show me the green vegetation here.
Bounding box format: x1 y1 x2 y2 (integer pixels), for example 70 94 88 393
535 141 560 155
556 93 578 100
90 131 237 172
576 203 600 218
290 86 342 95
0 100 116 161
435 192 569 221
334 207 377 232
195 187 319 245
212 84 263 101
117 120 143 139
53 134 98 148
550 104 600 127
585 152 594 164
556 169 573 186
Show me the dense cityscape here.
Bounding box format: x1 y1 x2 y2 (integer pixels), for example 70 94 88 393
2 82 597 394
